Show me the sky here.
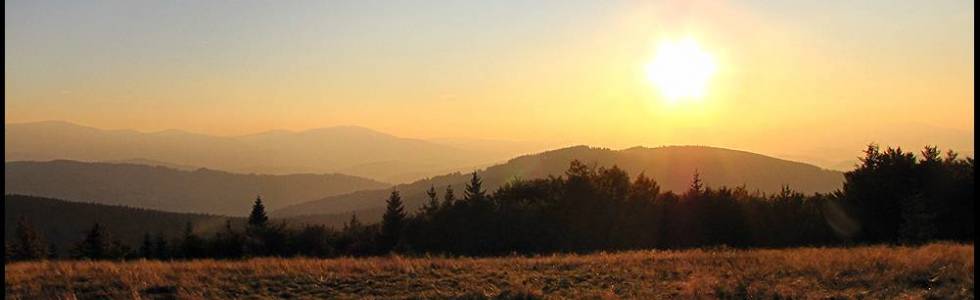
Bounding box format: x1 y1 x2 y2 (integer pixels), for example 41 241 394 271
5 0 975 167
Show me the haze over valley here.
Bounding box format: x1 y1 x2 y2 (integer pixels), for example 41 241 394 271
5 121 556 183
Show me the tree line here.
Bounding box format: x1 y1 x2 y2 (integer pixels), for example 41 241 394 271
5 144 973 262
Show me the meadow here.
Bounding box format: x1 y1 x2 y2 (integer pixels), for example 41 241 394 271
4 243 973 299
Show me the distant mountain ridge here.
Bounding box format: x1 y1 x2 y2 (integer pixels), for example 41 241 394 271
272 145 845 225
4 160 389 216
4 121 540 183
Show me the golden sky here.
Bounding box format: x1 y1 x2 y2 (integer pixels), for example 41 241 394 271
5 1 974 166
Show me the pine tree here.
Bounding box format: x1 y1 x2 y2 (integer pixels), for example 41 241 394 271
464 172 487 202
344 212 362 232
74 223 107 260
248 196 269 228
12 218 46 261
379 190 406 253
180 222 205 259
688 170 705 196
219 220 244 259
444 185 457 207
246 196 270 256
422 185 440 215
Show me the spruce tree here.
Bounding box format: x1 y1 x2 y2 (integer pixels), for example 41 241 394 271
74 223 107 260
344 212 362 232
12 218 46 261
181 222 205 259
220 220 244 259
379 190 406 253
246 196 269 256
444 185 457 207
688 170 705 196
464 172 487 202
422 185 440 215
248 196 269 228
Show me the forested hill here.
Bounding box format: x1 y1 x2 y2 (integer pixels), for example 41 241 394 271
4 194 238 257
273 145 844 221
4 160 389 216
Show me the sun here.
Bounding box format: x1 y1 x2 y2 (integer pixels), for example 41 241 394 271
645 38 717 103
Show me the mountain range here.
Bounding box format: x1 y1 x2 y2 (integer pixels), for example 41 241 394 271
6 120 853 228
5 160 388 216
5 121 549 183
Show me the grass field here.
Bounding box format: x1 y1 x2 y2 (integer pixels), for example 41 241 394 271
4 243 973 299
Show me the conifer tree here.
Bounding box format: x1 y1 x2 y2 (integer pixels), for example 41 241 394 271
246 196 270 256
688 170 705 196
248 196 269 228
444 185 457 207
464 172 487 202
344 212 362 232
74 223 107 260
12 218 46 261
181 222 205 259
422 185 440 215
219 220 245 259
379 190 406 253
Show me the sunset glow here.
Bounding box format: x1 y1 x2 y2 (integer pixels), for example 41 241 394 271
646 38 717 103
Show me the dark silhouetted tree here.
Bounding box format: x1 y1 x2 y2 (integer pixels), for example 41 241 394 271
180 222 205 259
248 196 269 228
421 185 440 215
443 185 456 207
214 220 245 259
73 223 108 260
464 172 487 203
379 190 406 253
11 218 46 261
246 196 270 256
293 225 335 258
688 170 705 195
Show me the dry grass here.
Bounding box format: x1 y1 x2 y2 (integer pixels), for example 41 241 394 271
5 243 973 299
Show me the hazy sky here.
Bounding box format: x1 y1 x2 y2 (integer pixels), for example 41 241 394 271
5 0 974 165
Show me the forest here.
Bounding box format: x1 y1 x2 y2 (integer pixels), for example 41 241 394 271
5 144 974 261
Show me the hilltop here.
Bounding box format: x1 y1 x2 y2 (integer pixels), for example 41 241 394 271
273 145 844 225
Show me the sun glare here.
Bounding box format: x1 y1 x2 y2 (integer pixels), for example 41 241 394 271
645 38 717 103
